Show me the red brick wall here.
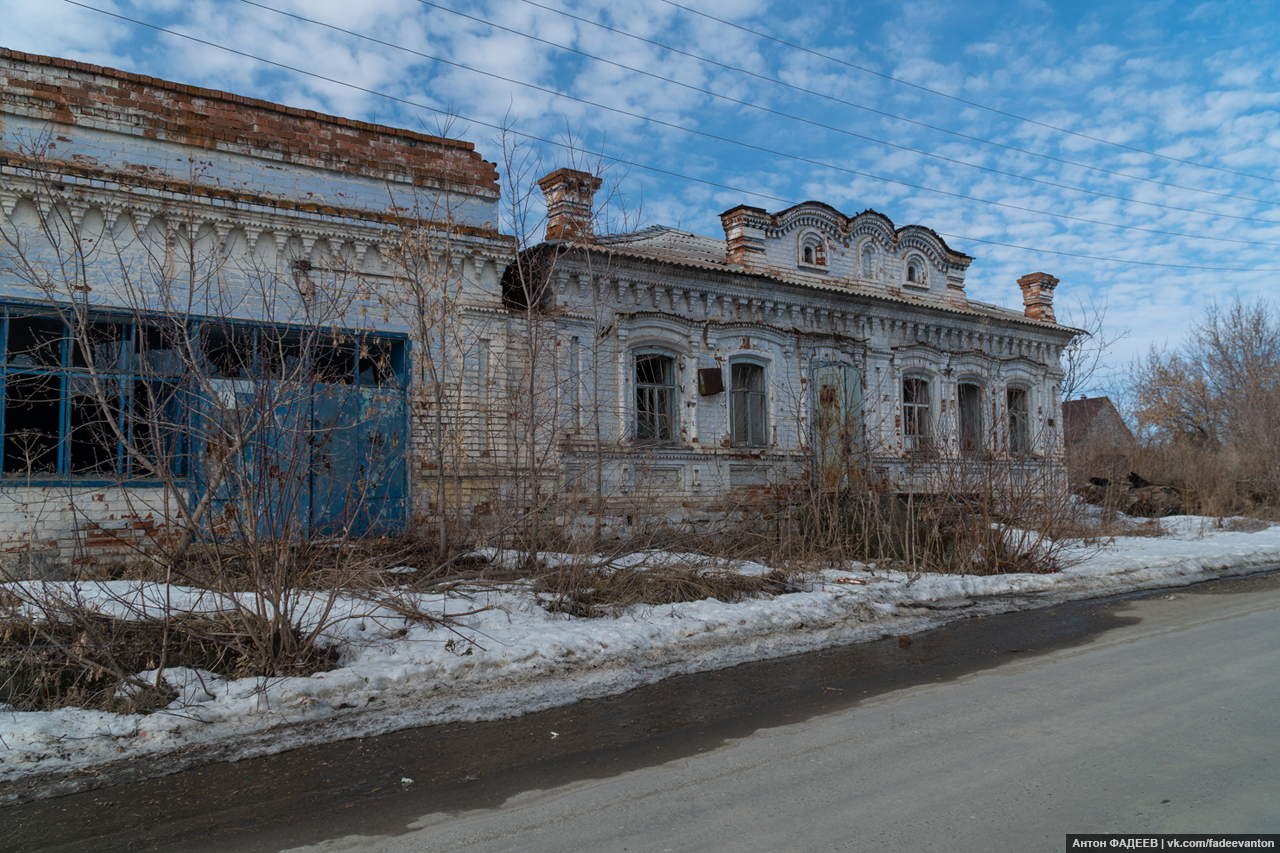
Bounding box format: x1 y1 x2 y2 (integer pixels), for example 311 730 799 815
0 48 499 195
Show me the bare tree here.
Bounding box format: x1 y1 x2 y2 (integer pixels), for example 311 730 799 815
1130 296 1280 511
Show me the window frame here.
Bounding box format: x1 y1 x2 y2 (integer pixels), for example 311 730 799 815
957 380 983 456
729 359 768 448
633 350 679 445
1007 385 1031 457
902 375 932 453
0 306 408 483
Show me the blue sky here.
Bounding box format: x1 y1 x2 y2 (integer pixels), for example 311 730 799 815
5 0 1280 392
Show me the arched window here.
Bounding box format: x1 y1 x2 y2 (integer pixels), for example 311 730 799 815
861 245 876 280
903 376 931 452
1007 387 1030 456
905 255 927 287
635 352 678 443
730 361 768 446
958 382 982 454
798 232 826 268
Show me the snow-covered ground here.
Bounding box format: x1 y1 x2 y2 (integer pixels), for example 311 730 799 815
3 514 1279 801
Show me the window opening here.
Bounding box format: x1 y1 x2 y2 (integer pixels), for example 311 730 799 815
958 382 982 454
731 362 767 446
903 377 931 452
7 316 65 368
635 353 676 443
1008 387 1030 456
69 373 121 474
3 374 60 475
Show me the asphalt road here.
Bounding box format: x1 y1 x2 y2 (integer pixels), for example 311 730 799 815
5 572 1278 852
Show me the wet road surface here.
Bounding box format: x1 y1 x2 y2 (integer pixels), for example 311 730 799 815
3 571 1276 852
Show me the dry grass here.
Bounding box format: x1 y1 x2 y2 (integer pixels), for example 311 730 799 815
0 607 340 713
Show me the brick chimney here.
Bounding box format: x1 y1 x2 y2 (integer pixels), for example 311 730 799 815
1017 272 1059 323
538 168 602 242
720 205 769 268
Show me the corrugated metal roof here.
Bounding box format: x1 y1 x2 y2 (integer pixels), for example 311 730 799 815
595 226 728 267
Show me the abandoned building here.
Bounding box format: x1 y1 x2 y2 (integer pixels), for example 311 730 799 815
0 48 1080 566
0 48 512 566
516 169 1079 527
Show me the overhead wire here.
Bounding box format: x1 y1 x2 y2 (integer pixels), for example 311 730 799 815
659 0 1280 186
58 0 1280 272
512 0 1280 207
232 0 1280 247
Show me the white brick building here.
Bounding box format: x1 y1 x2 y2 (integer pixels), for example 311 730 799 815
515 170 1078 528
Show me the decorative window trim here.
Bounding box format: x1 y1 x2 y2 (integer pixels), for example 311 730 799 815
860 242 879 281
797 230 827 269
904 253 929 289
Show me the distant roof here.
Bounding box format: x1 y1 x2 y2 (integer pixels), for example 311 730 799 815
1063 396 1132 445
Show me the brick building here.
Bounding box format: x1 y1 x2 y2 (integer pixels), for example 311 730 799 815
0 48 512 569
515 170 1079 533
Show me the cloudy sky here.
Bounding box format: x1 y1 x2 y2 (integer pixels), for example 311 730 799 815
5 0 1280 391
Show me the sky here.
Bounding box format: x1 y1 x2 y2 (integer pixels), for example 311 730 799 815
4 0 1280 394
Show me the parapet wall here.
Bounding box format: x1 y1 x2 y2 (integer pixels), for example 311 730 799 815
0 47 500 203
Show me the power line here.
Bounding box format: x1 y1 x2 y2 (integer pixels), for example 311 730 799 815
57 0 1280 273
659 0 1280 187
236 0 1280 246
512 0 1280 208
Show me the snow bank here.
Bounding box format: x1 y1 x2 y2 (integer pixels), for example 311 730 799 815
2 516 1277 798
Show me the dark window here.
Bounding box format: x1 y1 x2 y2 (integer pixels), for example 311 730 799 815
635 353 676 443
3 373 60 475
907 264 918 283
903 377 931 452
1008 387 1030 456
0 309 404 479
731 362 767 446
958 382 982 454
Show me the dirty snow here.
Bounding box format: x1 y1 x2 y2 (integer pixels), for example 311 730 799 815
2 515 1278 800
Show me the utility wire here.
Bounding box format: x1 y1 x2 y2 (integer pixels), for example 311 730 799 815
58 0 1280 272
513 0 1280 207
236 0 1280 246
659 0 1280 187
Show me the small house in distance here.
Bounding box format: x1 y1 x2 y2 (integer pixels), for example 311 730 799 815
1062 396 1135 484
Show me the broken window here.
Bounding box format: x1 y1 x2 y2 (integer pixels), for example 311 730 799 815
731 361 767 447
635 353 677 443
3 373 60 475
1008 387 1030 456
902 376 931 452
0 308 404 480
958 382 982 455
